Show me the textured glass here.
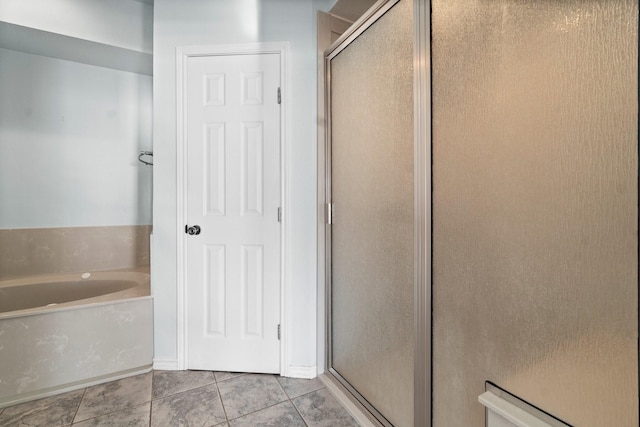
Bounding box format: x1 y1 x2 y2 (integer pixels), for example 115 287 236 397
432 1 638 426
330 1 414 426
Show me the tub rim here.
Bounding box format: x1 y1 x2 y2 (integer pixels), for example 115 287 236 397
0 269 150 320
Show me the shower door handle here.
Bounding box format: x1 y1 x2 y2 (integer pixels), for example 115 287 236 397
185 225 201 235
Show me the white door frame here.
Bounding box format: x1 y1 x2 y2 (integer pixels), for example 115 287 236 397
176 42 290 375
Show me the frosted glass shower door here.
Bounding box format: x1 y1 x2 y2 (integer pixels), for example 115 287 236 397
327 0 414 426
431 0 639 426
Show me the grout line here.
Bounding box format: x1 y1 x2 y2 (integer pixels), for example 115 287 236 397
214 373 230 425
290 395 311 427
72 373 154 425
214 372 249 384
225 399 291 423
151 380 217 401
149 369 155 427
284 376 328 399
71 387 87 424
148 398 152 427
274 374 290 399
150 370 224 426
71 401 152 426
219 374 293 423
276 375 323 425
290 385 326 400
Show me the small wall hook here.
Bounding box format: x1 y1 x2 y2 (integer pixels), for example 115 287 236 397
138 151 153 166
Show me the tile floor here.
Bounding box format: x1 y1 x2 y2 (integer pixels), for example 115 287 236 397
0 370 360 426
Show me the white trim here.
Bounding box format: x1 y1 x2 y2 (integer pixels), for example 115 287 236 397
286 365 317 379
479 391 553 427
175 42 290 374
176 45 187 370
279 44 292 378
152 358 179 371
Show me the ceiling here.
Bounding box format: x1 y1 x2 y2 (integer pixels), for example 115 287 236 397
329 0 378 23
129 0 380 19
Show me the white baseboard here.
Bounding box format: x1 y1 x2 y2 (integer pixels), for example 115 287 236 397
286 365 317 379
153 358 179 370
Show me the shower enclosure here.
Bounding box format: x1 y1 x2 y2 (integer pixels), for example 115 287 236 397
323 0 424 426
323 0 638 426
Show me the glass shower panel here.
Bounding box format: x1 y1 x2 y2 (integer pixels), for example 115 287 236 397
432 1 638 426
329 0 414 425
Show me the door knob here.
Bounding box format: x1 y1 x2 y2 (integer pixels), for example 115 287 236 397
185 225 201 235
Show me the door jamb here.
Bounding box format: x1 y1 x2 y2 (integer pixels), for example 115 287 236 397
175 42 290 375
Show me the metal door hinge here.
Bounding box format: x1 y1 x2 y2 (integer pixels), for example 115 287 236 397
277 207 282 222
277 324 281 340
327 203 333 225
277 87 281 104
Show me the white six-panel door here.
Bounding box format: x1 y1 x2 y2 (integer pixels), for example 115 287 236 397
185 53 281 373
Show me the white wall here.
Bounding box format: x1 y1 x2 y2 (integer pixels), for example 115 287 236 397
0 0 153 229
0 48 153 228
0 0 152 54
153 0 332 372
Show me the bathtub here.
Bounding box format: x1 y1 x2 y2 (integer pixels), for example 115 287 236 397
0 270 153 408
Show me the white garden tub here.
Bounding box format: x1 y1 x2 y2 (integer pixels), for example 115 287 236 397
0 270 152 408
